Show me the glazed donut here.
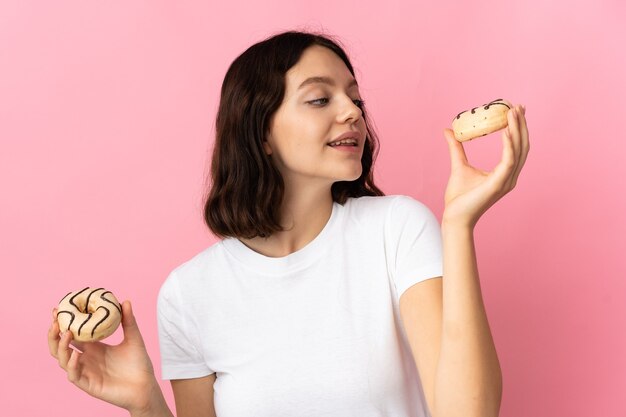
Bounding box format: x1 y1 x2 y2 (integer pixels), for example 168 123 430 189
452 99 512 142
57 287 122 342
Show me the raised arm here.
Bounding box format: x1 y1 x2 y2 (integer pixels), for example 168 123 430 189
401 104 529 417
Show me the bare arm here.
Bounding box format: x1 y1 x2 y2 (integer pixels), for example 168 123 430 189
399 277 442 415
436 223 502 416
171 374 217 417
401 226 502 417
400 104 529 417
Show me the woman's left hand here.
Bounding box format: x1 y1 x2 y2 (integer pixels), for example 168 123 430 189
441 103 530 229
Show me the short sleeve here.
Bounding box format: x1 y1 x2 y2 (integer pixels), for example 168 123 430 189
384 195 443 297
157 271 214 379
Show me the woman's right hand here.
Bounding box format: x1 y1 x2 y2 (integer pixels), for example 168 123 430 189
48 300 168 416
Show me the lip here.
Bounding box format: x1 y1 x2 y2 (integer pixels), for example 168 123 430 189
327 131 364 147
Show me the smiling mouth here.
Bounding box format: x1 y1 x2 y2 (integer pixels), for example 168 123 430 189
327 139 358 147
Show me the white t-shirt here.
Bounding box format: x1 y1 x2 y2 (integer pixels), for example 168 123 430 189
157 194 443 417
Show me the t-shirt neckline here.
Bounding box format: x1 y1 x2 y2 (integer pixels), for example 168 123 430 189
221 201 343 275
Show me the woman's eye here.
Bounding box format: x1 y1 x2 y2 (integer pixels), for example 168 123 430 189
309 97 329 106
308 98 365 108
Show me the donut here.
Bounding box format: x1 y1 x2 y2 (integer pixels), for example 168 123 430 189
57 287 122 342
452 99 512 142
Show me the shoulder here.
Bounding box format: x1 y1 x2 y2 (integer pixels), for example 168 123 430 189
157 240 228 303
344 194 436 222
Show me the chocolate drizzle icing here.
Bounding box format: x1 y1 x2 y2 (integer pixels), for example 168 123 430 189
57 310 75 330
57 287 121 339
69 287 90 312
78 312 93 336
91 306 110 337
101 291 122 314
85 287 104 312
454 99 511 121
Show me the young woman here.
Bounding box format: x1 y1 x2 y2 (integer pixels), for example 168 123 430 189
48 30 529 417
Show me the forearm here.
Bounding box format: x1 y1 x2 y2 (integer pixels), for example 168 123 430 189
130 379 175 417
434 221 502 417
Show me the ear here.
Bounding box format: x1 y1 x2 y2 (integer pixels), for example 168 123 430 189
262 137 273 156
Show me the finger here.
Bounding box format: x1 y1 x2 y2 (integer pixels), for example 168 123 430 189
48 319 61 359
514 105 530 179
508 106 521 162
57 330 74 370
121 300 146 347
443 128 469 169
70 339 87 353
492 123 516 188
66 349 83 386
506 105 530 189
504 106 522 189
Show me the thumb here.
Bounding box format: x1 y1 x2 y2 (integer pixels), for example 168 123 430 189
121 300 146 347
443 128 468 168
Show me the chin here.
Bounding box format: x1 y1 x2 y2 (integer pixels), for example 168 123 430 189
340 168 363 182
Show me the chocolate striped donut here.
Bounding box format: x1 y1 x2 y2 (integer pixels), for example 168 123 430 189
57 287 122 342
452 99 512 142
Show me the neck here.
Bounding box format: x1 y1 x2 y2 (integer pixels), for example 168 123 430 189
239 183 334 258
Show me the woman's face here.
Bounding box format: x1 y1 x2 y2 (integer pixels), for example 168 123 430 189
263 45 367 189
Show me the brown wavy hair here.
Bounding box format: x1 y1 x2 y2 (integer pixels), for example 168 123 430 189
203 30 385 239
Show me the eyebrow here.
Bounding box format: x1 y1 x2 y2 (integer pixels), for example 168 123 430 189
297 76 359 90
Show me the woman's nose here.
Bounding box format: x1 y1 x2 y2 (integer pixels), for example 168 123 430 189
337 97 362 124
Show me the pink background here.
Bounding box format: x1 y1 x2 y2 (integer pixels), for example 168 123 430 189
1 0 624 415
